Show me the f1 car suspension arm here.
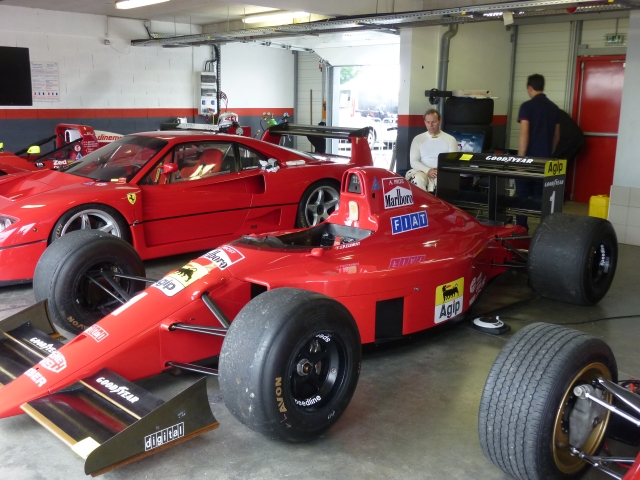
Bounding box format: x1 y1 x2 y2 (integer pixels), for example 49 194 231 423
169 323 227 337
497 238 528 262
569 448 623 480
166 361 218 376
574 385 640 427
201 293 231 329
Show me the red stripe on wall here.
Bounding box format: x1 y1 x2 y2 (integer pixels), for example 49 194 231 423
397 115 424 127
397 114 508 127
0 107 294 120
1 108 200 120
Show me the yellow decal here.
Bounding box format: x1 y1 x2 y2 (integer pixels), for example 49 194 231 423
434 277 464 324
126 193 137 205
166 262 209 289
460 154 473 161
544 160 567 177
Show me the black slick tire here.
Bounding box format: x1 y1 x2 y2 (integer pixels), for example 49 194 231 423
478 323 617 480
528 213 618 305
33 230 145 335
295 179 341 228
219 288 361 442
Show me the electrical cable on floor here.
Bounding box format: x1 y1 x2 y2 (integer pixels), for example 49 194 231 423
499 313 640 326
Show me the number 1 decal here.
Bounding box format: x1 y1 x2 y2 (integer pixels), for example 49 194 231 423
550 190 555 214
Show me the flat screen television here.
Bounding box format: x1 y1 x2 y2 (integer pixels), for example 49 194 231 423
0 46 32 106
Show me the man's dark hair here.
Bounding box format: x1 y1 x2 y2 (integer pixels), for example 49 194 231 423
424 108 441 121
527 74 545 92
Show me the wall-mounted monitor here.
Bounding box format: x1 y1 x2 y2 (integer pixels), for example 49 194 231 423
0 46 33 106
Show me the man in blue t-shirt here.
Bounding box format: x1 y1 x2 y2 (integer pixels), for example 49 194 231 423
515 74 560 229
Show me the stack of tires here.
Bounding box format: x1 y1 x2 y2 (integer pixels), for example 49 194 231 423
443 97 494 152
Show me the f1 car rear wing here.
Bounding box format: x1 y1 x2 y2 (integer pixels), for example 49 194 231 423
0 302 218 476
436 152 567 223
261 123 374 167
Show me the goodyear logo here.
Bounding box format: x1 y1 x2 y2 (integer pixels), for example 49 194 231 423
544 160 567 177
435 277 464 324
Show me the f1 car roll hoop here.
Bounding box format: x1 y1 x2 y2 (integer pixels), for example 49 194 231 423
0 165 618 475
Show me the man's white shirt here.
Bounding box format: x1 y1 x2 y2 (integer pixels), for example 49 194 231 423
409 130 459 172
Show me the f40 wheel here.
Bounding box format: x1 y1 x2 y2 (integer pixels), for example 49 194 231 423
478 323 617 480
33 230 145 335
51 203 130 243
219 288 361 442
296 180 340 228
528 213 618 305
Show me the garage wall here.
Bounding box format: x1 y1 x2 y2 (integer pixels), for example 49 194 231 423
582 17 629 49
296 51 324 152
0 5 210 151
219 43 294 138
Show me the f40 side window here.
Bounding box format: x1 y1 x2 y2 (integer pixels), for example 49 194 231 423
238 145 267 170
174 142 238 182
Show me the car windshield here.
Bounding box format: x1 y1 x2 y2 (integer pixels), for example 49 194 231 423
62 135 167 182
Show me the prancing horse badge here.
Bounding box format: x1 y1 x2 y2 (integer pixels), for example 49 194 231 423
127 193 137 205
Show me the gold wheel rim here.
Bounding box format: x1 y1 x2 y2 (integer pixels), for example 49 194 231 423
552 362 612 474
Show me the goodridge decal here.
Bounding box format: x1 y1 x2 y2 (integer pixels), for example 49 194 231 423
200 245 245 270
435 277 464 324
152 262 209 297
382 177 413 209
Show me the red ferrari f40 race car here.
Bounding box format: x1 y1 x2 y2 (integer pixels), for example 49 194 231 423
0 123 372 285
0 163 618 475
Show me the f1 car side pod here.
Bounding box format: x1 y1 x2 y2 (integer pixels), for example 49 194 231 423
0 301 219 477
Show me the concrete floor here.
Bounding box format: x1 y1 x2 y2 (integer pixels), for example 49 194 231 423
0 242 638 479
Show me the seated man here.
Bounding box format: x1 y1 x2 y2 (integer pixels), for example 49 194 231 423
405 108 459 192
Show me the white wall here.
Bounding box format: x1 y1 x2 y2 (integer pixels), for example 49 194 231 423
609 10 640 246
582 17 629 49
295 51 323 151
0 5 208 111
219 43 294 110
448 21 512 116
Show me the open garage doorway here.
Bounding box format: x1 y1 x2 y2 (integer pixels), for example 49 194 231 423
331 65 400 170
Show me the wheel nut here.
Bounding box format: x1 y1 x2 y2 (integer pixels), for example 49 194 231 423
331 368 337 374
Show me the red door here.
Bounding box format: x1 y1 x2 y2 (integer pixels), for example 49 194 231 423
571 55 625 203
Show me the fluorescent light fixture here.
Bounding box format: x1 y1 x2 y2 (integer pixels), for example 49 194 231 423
243 11 310 25
116 0 170 10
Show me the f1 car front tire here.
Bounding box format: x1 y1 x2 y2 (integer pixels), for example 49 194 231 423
296 180 340 228
478 323 617 480
219 288 361 442
528 213 618 305
33 230 145 335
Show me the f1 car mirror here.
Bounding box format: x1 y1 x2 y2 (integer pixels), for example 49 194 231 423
162 163 178 174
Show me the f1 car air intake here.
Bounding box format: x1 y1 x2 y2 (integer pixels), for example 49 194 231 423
0 163 618 476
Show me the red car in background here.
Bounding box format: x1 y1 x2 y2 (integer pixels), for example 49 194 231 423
0 123 102 175
0 124 372 285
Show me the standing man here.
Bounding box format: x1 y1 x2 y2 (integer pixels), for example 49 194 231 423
516 74 560 229
405 108 458 192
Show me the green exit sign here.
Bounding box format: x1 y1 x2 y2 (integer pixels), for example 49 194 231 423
604 34 624 45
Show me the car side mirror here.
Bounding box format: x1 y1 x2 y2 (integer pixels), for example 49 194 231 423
162 164 178 174
27 145 41 155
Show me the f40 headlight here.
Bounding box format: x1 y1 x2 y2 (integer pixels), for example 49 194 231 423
0 216 17 233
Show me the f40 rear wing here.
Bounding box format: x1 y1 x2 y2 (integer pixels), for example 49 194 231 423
261 123 374 167
436 152 567 223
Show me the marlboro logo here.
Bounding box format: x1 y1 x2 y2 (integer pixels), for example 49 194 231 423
382 177 413 209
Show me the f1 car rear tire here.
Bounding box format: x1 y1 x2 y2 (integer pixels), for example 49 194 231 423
219 288 361 442
33 230 145 335
296 180 340 228
528 213 618 305
479 323 617 480
50 203 130 244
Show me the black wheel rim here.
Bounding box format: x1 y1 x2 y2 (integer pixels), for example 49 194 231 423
288 333 347 411
74 261 132 327
590 241 613 286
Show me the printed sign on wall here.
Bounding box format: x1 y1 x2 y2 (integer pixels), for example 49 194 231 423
31 62 60 102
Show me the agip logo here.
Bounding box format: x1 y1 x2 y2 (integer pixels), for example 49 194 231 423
382 177 413 209
434 277 464 324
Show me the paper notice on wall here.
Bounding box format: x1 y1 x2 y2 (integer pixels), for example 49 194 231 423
31 62 60 102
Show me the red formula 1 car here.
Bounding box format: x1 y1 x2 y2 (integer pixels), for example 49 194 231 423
0 123 101 175
0 165 618 475
0 124 372 285
480 323 640 480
